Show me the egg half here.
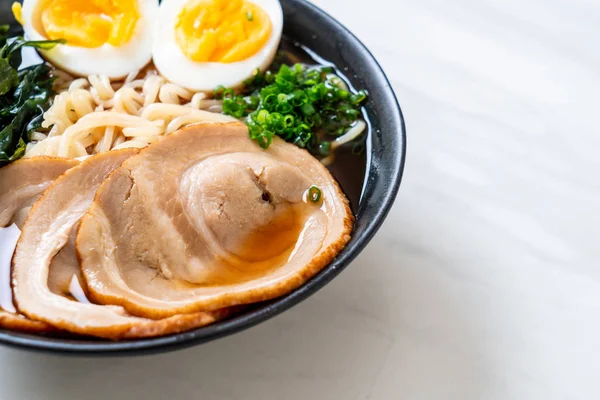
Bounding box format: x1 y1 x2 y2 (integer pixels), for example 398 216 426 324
153 0 283 91
17 0 158 78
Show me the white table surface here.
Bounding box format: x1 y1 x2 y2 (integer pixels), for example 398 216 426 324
2 0 599 399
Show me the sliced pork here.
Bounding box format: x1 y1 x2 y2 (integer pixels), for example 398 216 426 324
0 157 78 333
12 149 222 339
77 122 353 318
0 157 79 227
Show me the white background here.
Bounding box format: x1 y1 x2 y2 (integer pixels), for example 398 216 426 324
2 0 600 398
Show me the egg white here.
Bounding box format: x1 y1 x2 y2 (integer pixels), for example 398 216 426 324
152 0 283 92
21 0 158 78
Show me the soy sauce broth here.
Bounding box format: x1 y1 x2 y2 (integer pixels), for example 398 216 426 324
276 36 369 214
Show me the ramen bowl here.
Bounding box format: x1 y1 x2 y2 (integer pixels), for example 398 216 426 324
0 0 406 355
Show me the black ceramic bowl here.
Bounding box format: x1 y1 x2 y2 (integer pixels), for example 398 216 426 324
0 0 406 355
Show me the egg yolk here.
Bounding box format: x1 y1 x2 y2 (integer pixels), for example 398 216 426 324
34 0 140 48
175 0 272 63
12 3 23 25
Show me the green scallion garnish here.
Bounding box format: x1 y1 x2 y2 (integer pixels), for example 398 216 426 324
246 11 253 21
215 63 368 154
307 185 322 203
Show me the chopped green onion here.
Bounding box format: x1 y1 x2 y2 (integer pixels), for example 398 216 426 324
246 11 253 21
214 85 225 99
350 90 368 105
319 141 331 156
217 63 368 154
307 185 322 203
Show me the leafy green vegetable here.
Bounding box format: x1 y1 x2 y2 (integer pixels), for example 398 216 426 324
215 63 368 154
5 37 66 55
0 58 18 96
0 25 64 166
0 25 10 47
3 37 66 70
0 64 54 163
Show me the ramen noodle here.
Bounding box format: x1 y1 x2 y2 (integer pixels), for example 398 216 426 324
26 68 235 158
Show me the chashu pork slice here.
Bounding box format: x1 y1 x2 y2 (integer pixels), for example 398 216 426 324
0 222 51 332
12 149 223 339
0 157 78 333
77 122 353 318
0 157 79 227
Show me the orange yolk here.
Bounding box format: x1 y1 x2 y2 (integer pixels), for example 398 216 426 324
175 0 272 63
34 0 140 48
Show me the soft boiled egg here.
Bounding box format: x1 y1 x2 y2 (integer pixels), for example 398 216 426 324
15 0 158 78
153 0 283 91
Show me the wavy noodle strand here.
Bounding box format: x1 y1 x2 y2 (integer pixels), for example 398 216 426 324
26 68 232 158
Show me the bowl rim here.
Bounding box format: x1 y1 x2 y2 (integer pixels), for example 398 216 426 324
0 0 407 355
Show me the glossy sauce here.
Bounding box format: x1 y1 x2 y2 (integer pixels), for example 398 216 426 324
204 200 319 286
232 203 308 262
